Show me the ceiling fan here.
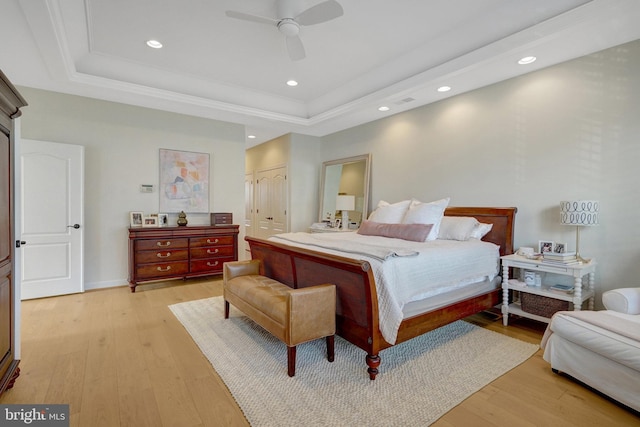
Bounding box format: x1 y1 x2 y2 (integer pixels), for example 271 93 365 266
225 0 344 61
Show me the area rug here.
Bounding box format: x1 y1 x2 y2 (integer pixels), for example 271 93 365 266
169 297 538 426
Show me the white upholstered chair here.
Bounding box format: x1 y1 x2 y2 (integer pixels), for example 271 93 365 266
541 287 640 412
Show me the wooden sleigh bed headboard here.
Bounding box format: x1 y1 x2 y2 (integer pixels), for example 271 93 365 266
246 206 517 380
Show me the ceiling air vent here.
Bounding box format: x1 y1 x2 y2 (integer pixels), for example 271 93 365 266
394 97 416 105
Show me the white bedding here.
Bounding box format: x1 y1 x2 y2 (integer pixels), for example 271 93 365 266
269 232 500 344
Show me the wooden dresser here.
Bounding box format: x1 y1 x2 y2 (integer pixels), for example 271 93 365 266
128 225 239 292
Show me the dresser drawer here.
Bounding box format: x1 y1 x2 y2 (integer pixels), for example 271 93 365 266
136 261 189 279
190 257 235 273
135 249 188 264
190 235 235 247
136 238 188 251
190 246 235 259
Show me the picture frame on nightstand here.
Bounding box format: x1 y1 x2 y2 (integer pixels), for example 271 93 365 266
538 240 554 253
553 242 567 253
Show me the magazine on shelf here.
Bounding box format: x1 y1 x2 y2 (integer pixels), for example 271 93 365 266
549 283 574 294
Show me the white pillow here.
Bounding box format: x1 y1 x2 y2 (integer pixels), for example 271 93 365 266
469 222 493 240
367 199 411 224
437 216 479 241
402 197 450 241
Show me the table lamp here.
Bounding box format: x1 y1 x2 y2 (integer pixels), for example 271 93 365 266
336 195 355 230
560 200 599 263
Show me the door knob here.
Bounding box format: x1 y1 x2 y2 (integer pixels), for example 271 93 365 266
15 240 26 248
67 224 80 229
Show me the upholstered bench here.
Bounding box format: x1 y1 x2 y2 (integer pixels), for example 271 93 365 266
223 260 336 377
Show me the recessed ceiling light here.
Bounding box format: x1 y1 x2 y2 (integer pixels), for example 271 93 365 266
518 56 536 65
378 106 390 112
247 135 256 139
286 80 298 87
146 40 163 49
437 86 451 92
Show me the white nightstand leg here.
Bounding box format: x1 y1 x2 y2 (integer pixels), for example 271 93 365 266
573 275 583 311
588 272 595 310
502 264 510 326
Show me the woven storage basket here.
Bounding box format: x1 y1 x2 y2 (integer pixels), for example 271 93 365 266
520 293 569 317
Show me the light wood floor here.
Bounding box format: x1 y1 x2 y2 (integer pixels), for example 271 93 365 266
2 278 639 426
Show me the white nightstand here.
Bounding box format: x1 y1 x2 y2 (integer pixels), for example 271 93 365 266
500 254 596 326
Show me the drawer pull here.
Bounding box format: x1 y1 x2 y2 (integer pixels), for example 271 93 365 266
157 252 171 258
207 248 219 254
157 266 172 272
207 238 219 244
207 261 219 267
156 241 171 247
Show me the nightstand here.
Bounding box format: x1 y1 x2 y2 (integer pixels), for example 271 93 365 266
500 254 596 326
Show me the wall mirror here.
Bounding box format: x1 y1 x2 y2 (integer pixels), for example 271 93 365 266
318 154 371 226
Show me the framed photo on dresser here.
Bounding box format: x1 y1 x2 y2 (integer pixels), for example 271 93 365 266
130 211 144 227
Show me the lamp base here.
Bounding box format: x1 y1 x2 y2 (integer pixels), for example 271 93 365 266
341 210 349 230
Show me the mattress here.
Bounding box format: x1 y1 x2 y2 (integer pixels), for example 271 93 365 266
269 232 500 344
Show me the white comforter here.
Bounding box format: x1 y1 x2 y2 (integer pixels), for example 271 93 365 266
269 232 500 344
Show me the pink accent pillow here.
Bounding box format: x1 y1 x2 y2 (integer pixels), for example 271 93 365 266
357 220 433 242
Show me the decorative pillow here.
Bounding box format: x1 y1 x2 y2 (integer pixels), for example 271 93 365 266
469 222 493 240
367 199 411 224
357 220 433 242
402 197 450 241
437 216 480 241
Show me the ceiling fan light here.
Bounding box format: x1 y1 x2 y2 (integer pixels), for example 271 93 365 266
278 19 300 37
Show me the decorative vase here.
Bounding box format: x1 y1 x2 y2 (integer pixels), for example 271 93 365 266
177 211 188 226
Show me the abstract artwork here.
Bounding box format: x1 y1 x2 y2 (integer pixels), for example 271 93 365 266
159 149 210 213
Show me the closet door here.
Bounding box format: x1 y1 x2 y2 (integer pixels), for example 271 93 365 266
255 166 288 239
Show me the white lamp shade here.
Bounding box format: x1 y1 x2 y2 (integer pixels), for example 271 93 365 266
335 195 355 211
560 200 599 226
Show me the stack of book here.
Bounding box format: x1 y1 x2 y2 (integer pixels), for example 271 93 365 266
549 283 575 294
542 251 580 265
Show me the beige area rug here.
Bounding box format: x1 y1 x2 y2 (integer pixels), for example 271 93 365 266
170 297 538 427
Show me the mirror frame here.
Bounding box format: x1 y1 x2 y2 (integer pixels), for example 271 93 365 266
318 154 371 224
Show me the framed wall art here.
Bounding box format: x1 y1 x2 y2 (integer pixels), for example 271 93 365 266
159 149 210 213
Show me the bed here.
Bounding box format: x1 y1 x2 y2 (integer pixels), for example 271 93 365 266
246 206 517 379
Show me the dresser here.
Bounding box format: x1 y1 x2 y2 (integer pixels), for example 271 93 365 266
128 225 239 292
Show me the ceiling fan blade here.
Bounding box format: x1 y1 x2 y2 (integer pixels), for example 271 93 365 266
286 36 306 61
225 10 277 26
296 0 343 26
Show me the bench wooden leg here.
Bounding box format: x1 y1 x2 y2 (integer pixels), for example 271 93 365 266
326 335 335 362
224 300 230 319
287 346 297 377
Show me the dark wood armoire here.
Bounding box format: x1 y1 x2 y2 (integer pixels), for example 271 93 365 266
0 70 27 397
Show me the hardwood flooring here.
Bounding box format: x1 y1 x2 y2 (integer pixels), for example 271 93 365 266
2 278 638 426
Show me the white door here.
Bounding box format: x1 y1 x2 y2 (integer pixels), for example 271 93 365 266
244 172 254 254
255 166 288 239
18 139 84 300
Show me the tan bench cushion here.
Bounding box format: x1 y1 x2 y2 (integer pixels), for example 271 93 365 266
226 274 289 326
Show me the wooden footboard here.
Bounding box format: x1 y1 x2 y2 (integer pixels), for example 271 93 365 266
246 206 517 380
